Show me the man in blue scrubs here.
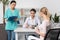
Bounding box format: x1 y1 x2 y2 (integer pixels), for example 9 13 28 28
4 1 20 40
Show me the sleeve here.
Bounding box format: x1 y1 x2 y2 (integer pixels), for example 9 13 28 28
23 18 28 28
4 9 8 19
39 21 47 34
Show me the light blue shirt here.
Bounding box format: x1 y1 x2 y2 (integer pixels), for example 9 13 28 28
23 16 40 28
4 8 20 30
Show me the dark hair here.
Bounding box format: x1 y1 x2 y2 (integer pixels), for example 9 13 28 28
30 9 36 13
10 1 16 4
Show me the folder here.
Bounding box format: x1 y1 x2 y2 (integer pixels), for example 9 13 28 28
8 16 20 24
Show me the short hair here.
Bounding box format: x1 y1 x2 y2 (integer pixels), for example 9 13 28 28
30 9 36 13
10 1 16 4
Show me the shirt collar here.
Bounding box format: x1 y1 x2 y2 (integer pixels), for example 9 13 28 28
30 16 35 20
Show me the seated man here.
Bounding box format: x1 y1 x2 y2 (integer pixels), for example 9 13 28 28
23 9 41 40
23 9 40 29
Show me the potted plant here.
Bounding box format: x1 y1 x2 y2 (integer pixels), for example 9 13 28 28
51 13 60 28
52 13 59 23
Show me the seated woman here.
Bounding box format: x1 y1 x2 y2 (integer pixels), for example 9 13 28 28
28 7 50 40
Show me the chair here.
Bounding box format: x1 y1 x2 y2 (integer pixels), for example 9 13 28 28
44 28 60 40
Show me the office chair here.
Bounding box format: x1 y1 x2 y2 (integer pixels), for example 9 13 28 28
44 28 60 40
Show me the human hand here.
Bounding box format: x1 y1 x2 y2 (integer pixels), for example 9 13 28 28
35 27 40 35
29 26 33 29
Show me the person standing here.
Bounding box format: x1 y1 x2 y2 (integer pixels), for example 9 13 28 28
4 1 20 40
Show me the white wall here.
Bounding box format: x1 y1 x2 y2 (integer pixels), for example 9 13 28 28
0 0 60 24
15 0 60 15
0 2 3 24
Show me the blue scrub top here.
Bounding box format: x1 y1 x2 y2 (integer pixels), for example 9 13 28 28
4 8 20 30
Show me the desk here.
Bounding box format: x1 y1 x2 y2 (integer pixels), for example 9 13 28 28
14 27 36 40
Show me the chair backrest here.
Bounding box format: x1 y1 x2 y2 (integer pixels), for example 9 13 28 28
44 28 60 40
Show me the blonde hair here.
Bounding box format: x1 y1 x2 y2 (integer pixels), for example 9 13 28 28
40 7 47 12
40 7 51 20
40 7 51 19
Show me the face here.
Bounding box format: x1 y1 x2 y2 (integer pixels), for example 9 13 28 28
40 12 43 17
30 11 35 17
10 3 16 9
